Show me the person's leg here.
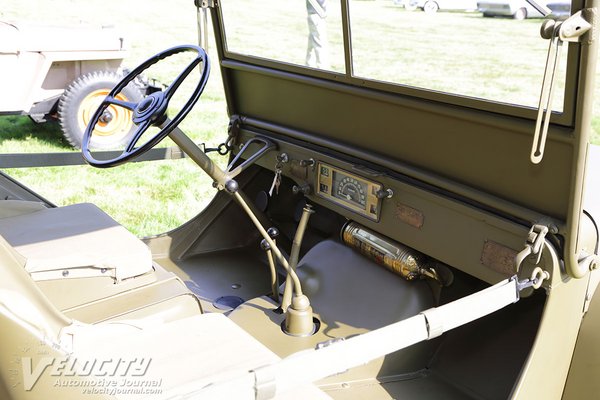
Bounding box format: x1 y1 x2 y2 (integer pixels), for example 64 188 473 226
311 15 330 69
305 14 318 67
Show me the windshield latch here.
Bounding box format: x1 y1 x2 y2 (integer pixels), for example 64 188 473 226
515 224 554 270
529 11 594 165
515 224 555 293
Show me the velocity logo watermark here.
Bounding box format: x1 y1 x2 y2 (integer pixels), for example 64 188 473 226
21 356 162 395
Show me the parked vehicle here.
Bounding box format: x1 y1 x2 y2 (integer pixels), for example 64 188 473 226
406 0 478 13
0 1 598 399
546 0 571 16
477 0 547 19
0 21 151 149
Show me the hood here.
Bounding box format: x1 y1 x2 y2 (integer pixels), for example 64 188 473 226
0 20 126 53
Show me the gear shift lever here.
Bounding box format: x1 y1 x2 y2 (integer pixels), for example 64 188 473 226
281 204 314 311
283 204 315 336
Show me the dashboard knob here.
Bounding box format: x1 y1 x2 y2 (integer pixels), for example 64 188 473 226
267 227 280 239
260 239 271 251
375 188 394 199
293 183 312 195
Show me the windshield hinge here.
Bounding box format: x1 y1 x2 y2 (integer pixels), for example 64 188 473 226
553 9 595 44
529 11 594 164
515 224 556 270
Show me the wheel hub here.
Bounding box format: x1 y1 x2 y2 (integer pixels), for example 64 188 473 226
99 111 114 124
78 89 134 139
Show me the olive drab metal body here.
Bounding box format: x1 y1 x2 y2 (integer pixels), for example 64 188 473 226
0 0 598 399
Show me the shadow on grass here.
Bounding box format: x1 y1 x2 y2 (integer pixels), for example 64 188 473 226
0 115 72 150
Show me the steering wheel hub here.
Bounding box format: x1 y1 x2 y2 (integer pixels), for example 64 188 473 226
132 92 166 124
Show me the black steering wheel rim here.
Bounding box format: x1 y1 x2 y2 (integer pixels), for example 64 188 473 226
82 45 210 168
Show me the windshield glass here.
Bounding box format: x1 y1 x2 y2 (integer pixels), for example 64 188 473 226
219 0 568 112
220 0 345 73
350 5 566 110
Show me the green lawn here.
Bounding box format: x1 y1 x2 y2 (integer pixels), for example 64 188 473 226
1 0 599 236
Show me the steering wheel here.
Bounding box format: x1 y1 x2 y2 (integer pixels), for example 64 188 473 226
82 45 210 168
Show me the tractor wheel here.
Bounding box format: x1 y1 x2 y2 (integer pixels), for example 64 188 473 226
58 71 143 150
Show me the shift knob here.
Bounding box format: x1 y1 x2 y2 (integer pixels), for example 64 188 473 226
267 227 279 239
284 294 315 337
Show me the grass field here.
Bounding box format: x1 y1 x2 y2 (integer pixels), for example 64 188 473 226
2 0 600 236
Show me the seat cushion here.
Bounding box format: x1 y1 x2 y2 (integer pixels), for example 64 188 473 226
0 203 152 281
66 313 331 399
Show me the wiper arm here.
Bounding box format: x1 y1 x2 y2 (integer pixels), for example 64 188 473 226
529 11 594 164
524 0 552 17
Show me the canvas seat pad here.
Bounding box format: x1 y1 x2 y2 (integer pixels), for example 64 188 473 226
65 313 331 399
0 202 152 281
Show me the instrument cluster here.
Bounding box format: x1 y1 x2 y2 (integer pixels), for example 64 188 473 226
316 162 383 221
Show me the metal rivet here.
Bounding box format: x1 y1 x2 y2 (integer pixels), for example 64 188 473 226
231 283 241 289
101 268 107 274
62 270 69 277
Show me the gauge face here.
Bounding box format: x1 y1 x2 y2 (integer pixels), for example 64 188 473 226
333 172 367 210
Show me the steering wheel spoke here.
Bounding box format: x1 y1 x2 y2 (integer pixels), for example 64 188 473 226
82 45 210 168
105 96 138 111
125 120 153 153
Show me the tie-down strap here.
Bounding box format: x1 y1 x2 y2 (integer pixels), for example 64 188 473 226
198 276 523 400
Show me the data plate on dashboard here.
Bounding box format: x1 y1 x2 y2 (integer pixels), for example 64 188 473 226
316 162 382 221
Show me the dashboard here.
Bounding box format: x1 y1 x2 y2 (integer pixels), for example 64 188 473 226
234 130 532 285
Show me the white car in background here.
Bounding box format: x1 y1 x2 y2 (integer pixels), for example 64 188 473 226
400 0 478 13
477 0 548 19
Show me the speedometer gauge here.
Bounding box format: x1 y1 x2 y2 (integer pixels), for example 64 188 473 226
335 175 367 210
316 162 383 221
